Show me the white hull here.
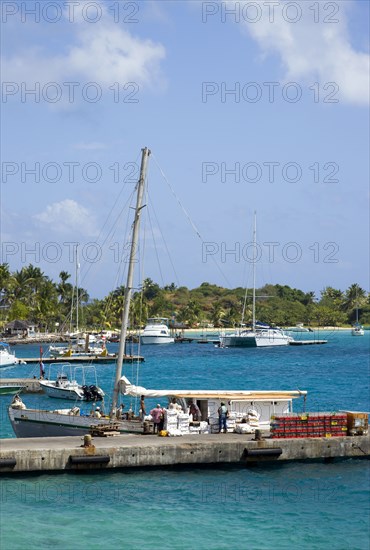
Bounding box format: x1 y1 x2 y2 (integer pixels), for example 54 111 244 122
352 328 364 336
140 318 174 345
0 357 18 367
220 329 291 348
49 345 106 358
140 335 174 345
39 382 85 401
8 407 144 438
0 344 19 367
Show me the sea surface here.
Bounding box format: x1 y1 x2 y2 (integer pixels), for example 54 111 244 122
0 330 369 549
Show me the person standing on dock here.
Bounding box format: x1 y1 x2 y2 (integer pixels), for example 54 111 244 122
140 395 146 419
218 402 228 433
150 404 163 434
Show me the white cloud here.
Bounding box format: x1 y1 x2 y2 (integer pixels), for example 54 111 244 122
234 1 369 106
34 199 98 237
1 1 166 93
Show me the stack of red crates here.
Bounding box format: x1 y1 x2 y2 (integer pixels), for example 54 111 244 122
270 413 348 439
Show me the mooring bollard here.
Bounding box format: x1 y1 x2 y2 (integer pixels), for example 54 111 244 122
83 434 93 447
254 429 263 441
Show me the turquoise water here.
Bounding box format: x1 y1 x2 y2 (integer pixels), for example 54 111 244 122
0 331 369 549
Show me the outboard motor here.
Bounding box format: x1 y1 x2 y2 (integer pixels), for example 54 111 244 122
82 385 93 401
89 385 104 401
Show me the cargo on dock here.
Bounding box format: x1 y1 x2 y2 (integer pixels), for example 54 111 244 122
0 433 369 474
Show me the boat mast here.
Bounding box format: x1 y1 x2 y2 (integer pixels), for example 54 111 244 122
75 244 79 333
110 147 151 416
252 211 256 331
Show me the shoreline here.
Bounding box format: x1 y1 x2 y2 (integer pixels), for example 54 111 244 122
2 326 366 345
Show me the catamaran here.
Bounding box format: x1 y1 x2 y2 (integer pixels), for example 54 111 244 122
219 213 292 348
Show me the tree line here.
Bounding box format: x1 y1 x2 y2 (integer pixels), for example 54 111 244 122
0 263 369 332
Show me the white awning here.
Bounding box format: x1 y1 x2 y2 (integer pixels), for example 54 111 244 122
119 376 307 401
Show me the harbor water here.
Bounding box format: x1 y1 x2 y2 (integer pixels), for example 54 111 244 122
0 330 369 549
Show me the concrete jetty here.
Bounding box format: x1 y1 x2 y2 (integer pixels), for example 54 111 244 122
0 433 369 474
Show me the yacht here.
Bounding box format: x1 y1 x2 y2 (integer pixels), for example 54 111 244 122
140 318 174 345
0 342 20 367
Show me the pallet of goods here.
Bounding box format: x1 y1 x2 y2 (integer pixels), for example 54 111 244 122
270 412 348 439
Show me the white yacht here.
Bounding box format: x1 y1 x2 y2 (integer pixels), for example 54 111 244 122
140 318 174 345
0 342 20 368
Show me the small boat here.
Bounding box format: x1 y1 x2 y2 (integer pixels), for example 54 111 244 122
352 323 364 336
0 342 20 368
39 363 105 401
48 343 112 358
352 308 364 336
285 323 312 333
140 318 174 345
0 385 25 396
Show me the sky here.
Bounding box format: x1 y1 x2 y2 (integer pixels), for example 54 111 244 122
1 0 369 300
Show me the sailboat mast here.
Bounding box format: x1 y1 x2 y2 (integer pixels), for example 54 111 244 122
252 211 256 330
75 245 79 333
110 147 151 416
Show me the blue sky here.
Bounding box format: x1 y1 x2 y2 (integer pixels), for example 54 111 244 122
1 0 369 299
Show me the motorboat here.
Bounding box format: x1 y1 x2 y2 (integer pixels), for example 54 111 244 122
0 384 25 395
39 363 105 401
0 342 20 367
285 323 312 333
140 318 174 344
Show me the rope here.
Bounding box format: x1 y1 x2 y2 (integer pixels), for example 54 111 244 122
151 153 231 287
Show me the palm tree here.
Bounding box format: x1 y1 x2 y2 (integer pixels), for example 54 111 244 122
342 283 367 323
210 302 225 327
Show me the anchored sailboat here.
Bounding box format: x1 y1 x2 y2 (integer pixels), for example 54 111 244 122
219 213 292 348
352 307 364 336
